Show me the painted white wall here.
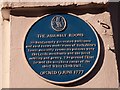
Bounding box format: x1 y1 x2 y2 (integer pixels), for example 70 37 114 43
0 2 2 89
0 1 119 88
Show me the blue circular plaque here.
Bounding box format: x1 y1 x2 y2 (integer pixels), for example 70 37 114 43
24 14 100 84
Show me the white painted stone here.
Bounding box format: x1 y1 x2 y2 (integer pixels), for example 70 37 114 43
1 1 108 9
0 2 3 90
0 1 119 88
0 2 10 89
2 17 10 89
2 0 108 2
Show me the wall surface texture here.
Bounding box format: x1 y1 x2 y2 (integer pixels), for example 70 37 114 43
0 1 120 88
0 2 3 90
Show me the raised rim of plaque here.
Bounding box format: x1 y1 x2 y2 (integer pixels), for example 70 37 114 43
24 13 100 85
51 15 66 32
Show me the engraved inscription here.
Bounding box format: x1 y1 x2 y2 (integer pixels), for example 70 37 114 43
26 33 96 75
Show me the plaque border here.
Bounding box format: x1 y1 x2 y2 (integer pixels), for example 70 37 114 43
24 13 100 85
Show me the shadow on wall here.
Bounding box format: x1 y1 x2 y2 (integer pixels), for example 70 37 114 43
10 3 107 17
55 34 104 87
9 2 120 86
108 2 120 84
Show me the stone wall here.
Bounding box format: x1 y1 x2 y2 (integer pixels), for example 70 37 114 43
0 2 3 90
0 1 120 88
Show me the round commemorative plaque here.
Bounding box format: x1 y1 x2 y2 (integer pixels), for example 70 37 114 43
24 14 100 84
